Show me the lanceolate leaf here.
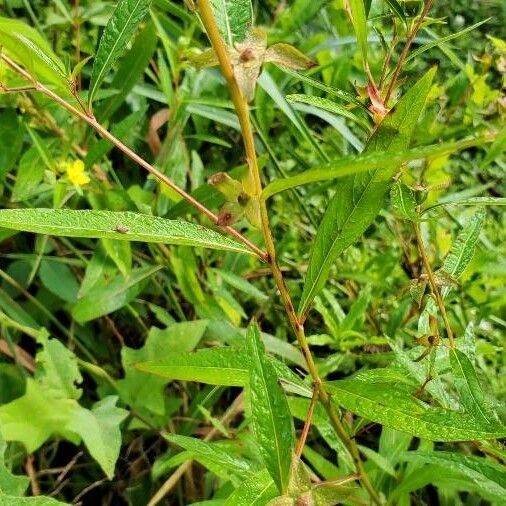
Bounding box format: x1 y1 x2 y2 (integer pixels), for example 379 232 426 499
286 94 369 129
347 0 369 69
401 451 506 503
209 0 253 45
0 209 252 255
135 347 304 387
326 376 506 441
0 17 68 88
262 134 492 199
247 324 295 493
450 349 495 424
224 469 277 505
89 0 153 106
165 434 254 482
441 208 486 285
298 68 436 316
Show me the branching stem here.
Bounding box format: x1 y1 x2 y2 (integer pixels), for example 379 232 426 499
0 54 267 262
197 1 381 503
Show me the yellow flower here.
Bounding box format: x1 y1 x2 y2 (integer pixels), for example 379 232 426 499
66 159 90 187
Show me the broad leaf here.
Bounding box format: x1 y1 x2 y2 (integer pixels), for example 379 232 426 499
35 334 82 400
88 0 153 106
117 321 208 415
209 0 253 45
72 266 161 323
450 348 495 424
0 209 252 255
326 375 506 441
0 431 29 496
0 496 69 505
66 396 128 480
298 68 436 315
247 324 294 493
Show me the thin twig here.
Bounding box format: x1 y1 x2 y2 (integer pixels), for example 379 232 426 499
196 2 381 503
384 0 435 104
0 54 267 262
295 388 318 458
413 222 455 347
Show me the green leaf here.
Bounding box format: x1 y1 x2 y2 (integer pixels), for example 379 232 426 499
88 0 153 107
0 379 79 452
286 94 368 129
298 67 436 316
0 209 252 255
0 496 70 505
384 0 406 24
66 396 128 479
401 451 506 504
165 434 255 484
135 347 303 388
441 208 486 287
224 469 277 505
0 430 29 496
247 324 295 493
390 181 418 220
0 109 23 181
326 375 506 441
39 261 79 304
450 349 495 424
97 21 158 121
0 17 68 88
71 266 161 323
264 44 316 70
208 0 253 45
35 334 82 400
404 19 489 66
347 0 369 70
262 134 492 199
422 196 506 214
117 321 208 415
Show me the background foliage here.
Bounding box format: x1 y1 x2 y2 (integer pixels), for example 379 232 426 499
0 0 505 505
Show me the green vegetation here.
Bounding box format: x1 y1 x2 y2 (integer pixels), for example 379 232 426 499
0 0 504 504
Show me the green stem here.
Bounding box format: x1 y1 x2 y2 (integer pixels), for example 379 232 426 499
196 1 381 503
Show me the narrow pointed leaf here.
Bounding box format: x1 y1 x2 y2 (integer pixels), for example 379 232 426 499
286 94 369 128
326 376 506 441
262 134 492 199
298 68 436 316
224 469 277 505
89 0 153 106
0 17 68 88
450 349 495 424
401 451 506 503
247 324 295 493
0 209 252 254
441 208 485 282
135 347 304 387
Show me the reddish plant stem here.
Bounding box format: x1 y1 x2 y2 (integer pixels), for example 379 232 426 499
384 0 435 104
0 54 267 261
